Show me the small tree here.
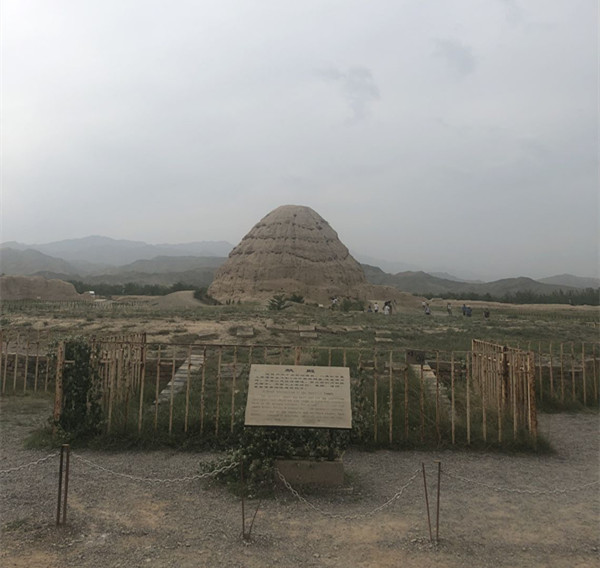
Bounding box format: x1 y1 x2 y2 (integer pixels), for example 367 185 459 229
267 294 289 311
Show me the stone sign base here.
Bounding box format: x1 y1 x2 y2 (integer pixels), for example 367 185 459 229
275 459 344 487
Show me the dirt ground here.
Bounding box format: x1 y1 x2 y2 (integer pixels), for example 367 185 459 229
0 397 598 568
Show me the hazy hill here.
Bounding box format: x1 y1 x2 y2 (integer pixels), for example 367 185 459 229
1 236 233 267
0 248 78 276
538 274 600 289
101 255 226 275
361 265 579 297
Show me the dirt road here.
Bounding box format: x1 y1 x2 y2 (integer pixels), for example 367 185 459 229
1 398 598 568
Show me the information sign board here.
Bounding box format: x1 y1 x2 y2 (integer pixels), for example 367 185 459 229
244 364 352 429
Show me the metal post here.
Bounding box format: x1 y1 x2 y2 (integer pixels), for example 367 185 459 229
56 445 65 525
422 463 433 543
435 460 441 543
241 461 246 540
62 445 70 525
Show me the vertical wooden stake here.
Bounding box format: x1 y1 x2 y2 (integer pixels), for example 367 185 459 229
560 343 565 403
549 343 554 399
62 444 70 525
53 344 65 432
169 351 176 435
388 351 393 445
593 344 598 405
231 347 238 434
215 347 222 436
154 346 162 432
450 352 455 445
56 445 65 526
184 345 192 433
571 342 576 402
34 341 40 393
419 364 425 442
466 355 471 445
1 336 8 394
582 343 587 407
538 342 543 403
422 463 433 544
200 346 207 434
241 461 246 540
435 351 440 443
373 349 378 443
12 349 19 392
137 343 146 435
435 460 441 543
404 365 409 441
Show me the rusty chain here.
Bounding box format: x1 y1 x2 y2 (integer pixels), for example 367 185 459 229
0 452 59 474
442 470 600 495
72 453 238 484
275 467 420 520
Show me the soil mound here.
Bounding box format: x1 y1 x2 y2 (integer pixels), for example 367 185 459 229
155 290 204 308
208 205 367 303
0 276 89 301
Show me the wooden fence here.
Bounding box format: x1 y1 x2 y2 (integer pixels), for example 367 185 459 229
3 332 598 447
48 338 547 447
470 340 537 442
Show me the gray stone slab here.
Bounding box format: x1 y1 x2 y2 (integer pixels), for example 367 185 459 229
275 459 344 487
236 326 255 337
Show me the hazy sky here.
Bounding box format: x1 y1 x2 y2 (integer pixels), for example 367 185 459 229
2 0 598 280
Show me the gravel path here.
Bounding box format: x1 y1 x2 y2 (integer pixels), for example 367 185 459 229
1 398 598 568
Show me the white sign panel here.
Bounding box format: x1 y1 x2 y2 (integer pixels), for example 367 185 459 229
244 364 352 429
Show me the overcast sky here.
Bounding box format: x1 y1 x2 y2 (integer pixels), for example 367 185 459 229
2 0 598 280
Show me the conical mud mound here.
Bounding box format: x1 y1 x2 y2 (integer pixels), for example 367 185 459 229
208 205 367 303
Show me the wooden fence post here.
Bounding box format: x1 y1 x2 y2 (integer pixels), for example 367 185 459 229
560 343 565 404
582 343 587 407
53 343 65 433
451 352 455 445
389 351 393 445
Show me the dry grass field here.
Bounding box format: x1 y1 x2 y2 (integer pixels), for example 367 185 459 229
1 297 598 567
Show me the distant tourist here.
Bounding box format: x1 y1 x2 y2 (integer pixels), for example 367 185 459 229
383 303 390 315
483 307 490 319
367 304 373 313
425 305 431 316
374 302 379 313
466 306 472 317
462 304 467 316
447 303 452 316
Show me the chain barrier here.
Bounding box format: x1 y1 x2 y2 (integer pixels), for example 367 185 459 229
0 452 59 475
72 453 238 484
275 467 421 520
442 470 600 495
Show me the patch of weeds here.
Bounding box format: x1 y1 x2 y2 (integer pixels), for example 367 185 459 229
3 518 29 532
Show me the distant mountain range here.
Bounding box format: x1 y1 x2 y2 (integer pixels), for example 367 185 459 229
1 236 598 296
1 236 233 267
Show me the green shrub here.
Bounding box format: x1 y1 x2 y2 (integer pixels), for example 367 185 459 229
267 294 289 311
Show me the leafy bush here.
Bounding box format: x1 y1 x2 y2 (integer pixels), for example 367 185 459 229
267 294 289 311
193 287 220 305
341 298 365 312
54 337 103 440
287 293 305 304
